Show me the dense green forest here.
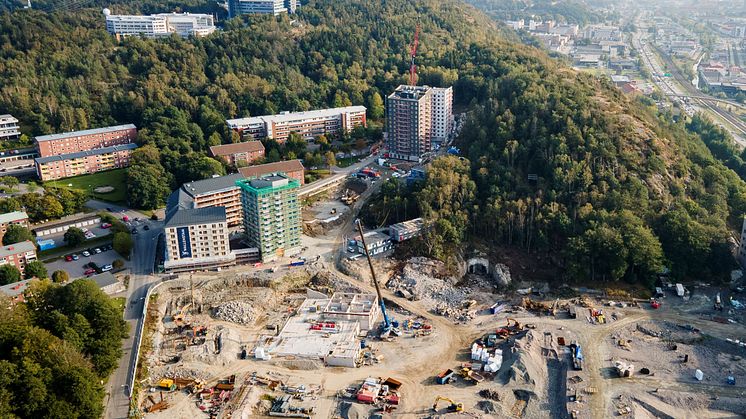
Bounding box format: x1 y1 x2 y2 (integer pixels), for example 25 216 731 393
466 0 605 25
1 0 745 285
0 280 127 418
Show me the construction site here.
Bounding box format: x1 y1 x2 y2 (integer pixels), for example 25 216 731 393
133 244 746 419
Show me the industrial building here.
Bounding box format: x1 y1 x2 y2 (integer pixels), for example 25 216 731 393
237 174 301 262
226 106 366 142
227 0 297 17
0 240 37 275
34 124 137 157
104 10 216 38
352 230 393 256
238 159 305 185
323 293 380 331
163 206 235 272
209 141 265 167
0 114 20 142
0 211 29 244
35 143 138 181
32 214 101 238
389 217 426 242
385 85 453 161
168 174 246 228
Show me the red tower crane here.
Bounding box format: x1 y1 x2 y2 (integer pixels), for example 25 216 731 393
409 24 421 86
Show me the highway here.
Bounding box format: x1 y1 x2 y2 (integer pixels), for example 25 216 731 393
88 200 163 419
633 30 746 146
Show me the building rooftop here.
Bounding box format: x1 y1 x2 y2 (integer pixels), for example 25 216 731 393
0 211 28 225
226 106 366 128
238 159 304 179
209 141 265 157
0 240 35 258
35 143 138 164
0 279 35 298
0 115 18 123
34 124 136 143
164 206 227 228
181 173 244 198
88 272 118 289
390 217 425 232
389 85 432 100
237 173 300 193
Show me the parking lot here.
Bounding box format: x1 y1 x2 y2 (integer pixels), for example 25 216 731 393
45 244 127 279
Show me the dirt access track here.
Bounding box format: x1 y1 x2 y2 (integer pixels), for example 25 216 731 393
137 260 746 419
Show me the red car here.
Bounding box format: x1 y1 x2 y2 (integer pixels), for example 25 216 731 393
84 268 95 276
101 223 112 229
65 255 73 262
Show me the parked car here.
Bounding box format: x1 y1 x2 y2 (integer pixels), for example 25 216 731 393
101 264 113 272
101 223 112 229
131 228 138 234
65 255 73 262
122 215 129 222
84 268 95 275
94 248 102 254
72 254 79 260
82 251 91 257
143 225 150 231
106 207 113 212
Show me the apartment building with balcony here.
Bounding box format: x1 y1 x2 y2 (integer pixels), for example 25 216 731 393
238 159 305 185
0 114 20 142
226 106 366 142
386 85 453 161
163 206 235 272
386 85 433 161
237 174 301 262
168 173 246 228
35 143 137 181
209 141 265 167
0 211 29 244
0 240 37 275
34 124 137 157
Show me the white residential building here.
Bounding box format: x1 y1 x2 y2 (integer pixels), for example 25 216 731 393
104 11 216 38
227 106 367 142
0 115 20 142
431 87 453 146
228 0 296 17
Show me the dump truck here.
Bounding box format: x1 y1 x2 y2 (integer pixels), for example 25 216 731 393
676 283 685 297
436 369 455 384
570 343 583 371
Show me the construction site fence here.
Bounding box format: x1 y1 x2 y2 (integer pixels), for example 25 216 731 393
126 278 168 399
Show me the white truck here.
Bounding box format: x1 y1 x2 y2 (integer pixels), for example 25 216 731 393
675 283 685 297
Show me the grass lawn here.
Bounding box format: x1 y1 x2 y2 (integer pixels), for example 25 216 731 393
45 168 127 204
305 169 331 184
112 297 126 313
336 156 363 168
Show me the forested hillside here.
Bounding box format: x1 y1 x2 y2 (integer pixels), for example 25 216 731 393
0 280 128 418
0 0 744 285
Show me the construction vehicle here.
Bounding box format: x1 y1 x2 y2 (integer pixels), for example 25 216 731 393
650 299 661 309
341 189 359 205
145 393 169 413
460 367 485 384
436 369 455 384
173 303 192 325
432 396 463 412
157 378 177 391
356 219 400 337
215 374 236 391
714 293 723 311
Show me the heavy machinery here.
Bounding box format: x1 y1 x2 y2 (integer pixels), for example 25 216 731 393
432 396 464 412
714 293 723 311
459 367 485 384
173 303 192 325
570 342 583 371
408 24 421 86
356 219 400 337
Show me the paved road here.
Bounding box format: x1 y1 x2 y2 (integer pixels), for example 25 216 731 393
100 201 163 419
298 155 377 197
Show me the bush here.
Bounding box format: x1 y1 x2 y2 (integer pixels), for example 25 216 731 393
51 270 69 283
113 259 125 270
113 232 133 259
2 223 34 245
25 261 48 279
64 227 86 247
0 264 21 285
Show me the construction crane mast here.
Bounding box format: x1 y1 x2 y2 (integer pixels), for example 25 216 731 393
409 24 421 86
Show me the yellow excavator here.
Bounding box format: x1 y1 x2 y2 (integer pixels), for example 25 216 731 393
432 396 464 412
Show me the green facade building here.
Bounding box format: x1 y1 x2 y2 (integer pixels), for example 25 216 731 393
236 174 301 262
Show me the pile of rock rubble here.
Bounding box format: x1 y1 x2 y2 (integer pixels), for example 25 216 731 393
213 301 256 325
